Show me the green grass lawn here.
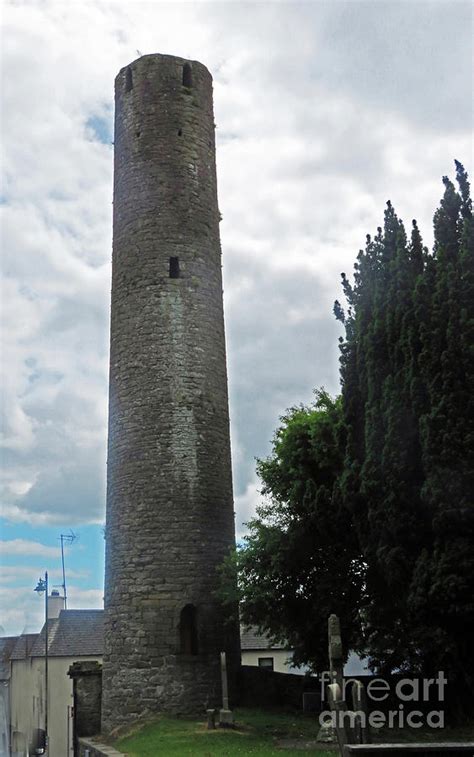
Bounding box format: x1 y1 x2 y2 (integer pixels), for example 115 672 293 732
116 708 334 756
373 724 474 744
115 707 474 756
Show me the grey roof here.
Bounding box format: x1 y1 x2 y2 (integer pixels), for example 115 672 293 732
29 610 104 658
0 636 19 678
0 636 19 661
9 613 287 658
240 626 289 651
10 633 39 661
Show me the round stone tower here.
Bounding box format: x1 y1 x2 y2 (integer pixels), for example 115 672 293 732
102 54 240 732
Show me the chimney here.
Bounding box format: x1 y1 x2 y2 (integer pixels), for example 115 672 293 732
48 589 65 619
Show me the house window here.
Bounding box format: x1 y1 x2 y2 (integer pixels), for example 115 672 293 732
258 657 274 671
169 257 180 278
12 733 24 753
125 66 133 92
179 604 198 655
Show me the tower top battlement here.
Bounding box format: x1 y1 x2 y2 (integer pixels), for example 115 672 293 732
116 52 213 84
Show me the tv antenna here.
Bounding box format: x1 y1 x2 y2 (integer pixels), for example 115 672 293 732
58 531 77 608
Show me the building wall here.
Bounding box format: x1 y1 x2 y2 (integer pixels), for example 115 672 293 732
0 680 10 756
102 53 240 731
10 657 42 755
10 656 102 757
241 649 294 674
242 649 371 677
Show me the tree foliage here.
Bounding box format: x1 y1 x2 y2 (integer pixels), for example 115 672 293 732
335 162 474 700
220 392 365 670
224 162 474 700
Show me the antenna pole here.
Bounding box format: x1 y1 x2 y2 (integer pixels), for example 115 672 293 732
45 570 48 752
60 534 67 608
59 531 76 609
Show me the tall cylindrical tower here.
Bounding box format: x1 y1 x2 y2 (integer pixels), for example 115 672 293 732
102 54 240 732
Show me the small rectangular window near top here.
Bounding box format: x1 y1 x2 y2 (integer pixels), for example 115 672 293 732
169 257 180 278
125 66 133 92
179 604 198 655
182 63 193 88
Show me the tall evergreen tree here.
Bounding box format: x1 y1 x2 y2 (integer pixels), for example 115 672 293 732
336 203 430 670
408 163 474 702
337 162 474 703
221 163 473 708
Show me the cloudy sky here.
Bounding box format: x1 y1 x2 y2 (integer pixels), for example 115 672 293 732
1 0 472 636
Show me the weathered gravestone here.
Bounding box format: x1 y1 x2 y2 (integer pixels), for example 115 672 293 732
219 651 234 727
317 614 370 752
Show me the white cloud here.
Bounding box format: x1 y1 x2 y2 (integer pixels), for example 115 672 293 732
0 586 46 637
234 477 263 540
0 539 63 558
66 586 104 610
0 565 87 583
0 582 103 637
1 0 472 540
0 583 49 636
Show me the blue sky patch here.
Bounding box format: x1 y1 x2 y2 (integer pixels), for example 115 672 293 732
86 111 113 144
0 518 105 635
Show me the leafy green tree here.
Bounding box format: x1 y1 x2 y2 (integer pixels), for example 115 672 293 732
221 392 365 670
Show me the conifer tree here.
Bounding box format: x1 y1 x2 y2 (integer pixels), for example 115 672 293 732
337 162 474 701
222 164 473 707
407 163 474 701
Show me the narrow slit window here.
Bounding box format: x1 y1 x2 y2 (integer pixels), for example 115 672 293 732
125 67 133 92
179 604 198 655
182 63 193 88
169 257 180 278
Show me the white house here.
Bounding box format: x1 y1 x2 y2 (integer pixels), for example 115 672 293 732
6 598 371 756
240 626 299 673
240 626 372 677
9 597 102 757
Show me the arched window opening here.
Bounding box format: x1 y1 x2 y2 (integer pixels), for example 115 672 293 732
179 604 198 655
125 66 133 92
182 63 193 88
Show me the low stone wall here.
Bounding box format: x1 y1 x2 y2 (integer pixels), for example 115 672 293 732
69 661 102 738
78 736 125 757
344 745 474 756
238 668 453 716
238 664 321 709
69 661 103 756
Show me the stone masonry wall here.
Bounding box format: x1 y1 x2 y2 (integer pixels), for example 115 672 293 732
78 738 124 757
101 54 240 732
238 666 321 710
69 662 102 756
